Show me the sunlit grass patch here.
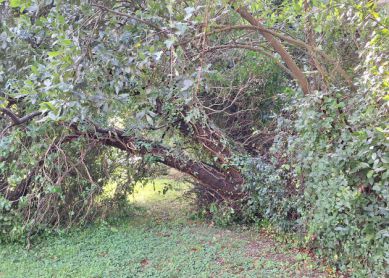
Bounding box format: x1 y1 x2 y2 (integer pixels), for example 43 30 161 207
129 177 191 204
98 176 191 203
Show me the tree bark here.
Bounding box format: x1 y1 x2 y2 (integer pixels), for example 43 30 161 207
177 109 245 191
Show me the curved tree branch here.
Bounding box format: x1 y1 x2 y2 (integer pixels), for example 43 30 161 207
206 25 354 89
71 123 245 201
234 6 310 95
0 108 42 126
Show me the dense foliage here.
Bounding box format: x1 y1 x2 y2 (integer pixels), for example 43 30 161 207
0 0 387 276
241 2 389 275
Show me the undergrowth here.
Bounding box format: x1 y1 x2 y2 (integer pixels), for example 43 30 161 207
0 180 332 278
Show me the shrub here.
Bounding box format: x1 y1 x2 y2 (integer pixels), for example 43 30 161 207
0 196 25 243
242 86 388 276
237 156 302 231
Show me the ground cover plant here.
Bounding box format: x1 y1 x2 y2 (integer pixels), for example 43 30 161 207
0 180 334 278
0 0 388 277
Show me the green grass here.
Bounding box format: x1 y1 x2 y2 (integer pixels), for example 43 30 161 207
129 178 190 204
0 178 332 278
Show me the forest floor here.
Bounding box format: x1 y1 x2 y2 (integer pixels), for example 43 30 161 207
0 178 337 278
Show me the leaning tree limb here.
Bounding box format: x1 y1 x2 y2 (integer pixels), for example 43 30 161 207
71 124 245 202
204 24 354 89
233 6 310 95
1 106 245 203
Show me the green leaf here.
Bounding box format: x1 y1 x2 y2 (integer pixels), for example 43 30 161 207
9 0 22 8
282 164 290 170
48 51 62 58
358 162 370 169
60 39 72 46
145 114 153 125
164 39 175 49
381 156 389 164
39 102 57 113
314 25 322 33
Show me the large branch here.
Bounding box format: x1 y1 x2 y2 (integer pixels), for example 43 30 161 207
234 6 310 94
3 121 244 203
72 124 245 201
1 103 245 202
1 108 41 126
206 25 354 89
152 100 244 187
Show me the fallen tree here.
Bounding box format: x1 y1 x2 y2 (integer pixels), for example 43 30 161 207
1 106 244 204
0 0 361 208
0 0 355 207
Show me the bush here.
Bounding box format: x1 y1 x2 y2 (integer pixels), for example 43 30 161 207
289 90 388 276
237 156 302 231
241 86 388 276
0 197 25 243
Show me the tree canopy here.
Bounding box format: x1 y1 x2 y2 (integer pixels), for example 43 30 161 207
0 0 388 276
